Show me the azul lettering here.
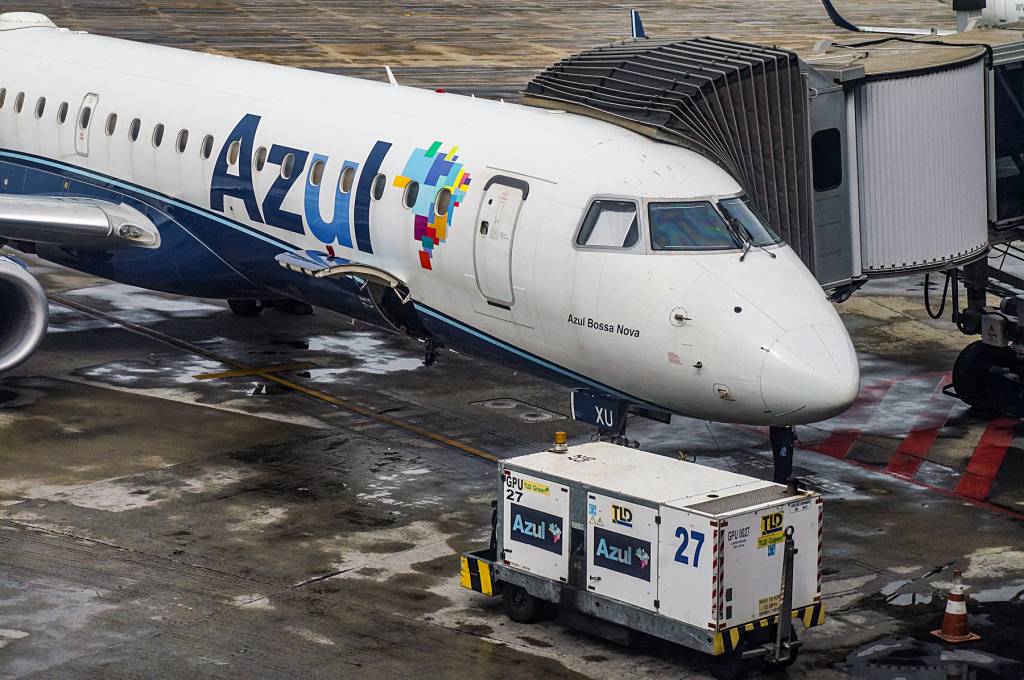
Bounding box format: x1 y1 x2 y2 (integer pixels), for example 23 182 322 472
209 113 385 252
513 513 546 540
596 537 631 565
565 314 639 339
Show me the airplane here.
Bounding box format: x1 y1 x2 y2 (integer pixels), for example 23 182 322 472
0 11 859 467
821 0 1020 35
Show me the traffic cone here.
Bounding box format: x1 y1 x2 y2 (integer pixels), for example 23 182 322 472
931 569 980 643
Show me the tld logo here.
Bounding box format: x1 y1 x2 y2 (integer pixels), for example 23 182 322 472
760 512 784 535
611 504 633 528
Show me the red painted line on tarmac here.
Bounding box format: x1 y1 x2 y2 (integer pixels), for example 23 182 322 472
803 379 895 459
954 417 1018 501
885 373 956 479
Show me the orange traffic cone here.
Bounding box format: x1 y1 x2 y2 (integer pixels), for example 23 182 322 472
931 569 980 643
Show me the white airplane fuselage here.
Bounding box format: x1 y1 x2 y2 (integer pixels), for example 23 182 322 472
0 14 859 425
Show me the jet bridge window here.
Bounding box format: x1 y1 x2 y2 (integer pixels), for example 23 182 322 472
718 196 781 247
811 128 843 192
576 199 639 248
649 201 739 251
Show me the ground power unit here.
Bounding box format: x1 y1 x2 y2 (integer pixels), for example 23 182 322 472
460 442 824 675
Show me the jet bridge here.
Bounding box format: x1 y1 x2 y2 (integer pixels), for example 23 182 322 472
523 35 1000 293
525 31 1024 416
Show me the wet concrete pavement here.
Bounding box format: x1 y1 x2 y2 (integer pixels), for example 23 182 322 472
3 1 1024 678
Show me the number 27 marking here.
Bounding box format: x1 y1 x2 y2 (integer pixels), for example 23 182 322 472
674 527 705 568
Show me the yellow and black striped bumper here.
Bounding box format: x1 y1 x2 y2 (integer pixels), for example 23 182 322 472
713 602 825 655
460 555 495 596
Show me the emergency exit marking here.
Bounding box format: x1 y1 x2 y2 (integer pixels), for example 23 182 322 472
673 527 705 568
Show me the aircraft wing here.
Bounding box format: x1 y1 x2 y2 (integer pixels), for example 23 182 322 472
0 194 161 249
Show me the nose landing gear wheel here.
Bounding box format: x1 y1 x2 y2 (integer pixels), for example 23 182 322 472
227 299 265 317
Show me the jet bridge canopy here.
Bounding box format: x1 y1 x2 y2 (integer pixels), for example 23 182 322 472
523 37 815 268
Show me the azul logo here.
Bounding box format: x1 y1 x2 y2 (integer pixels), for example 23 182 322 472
592 527 651 581
209 114 392 254
611 504 633 528
393 142 471 270
509 503 563 555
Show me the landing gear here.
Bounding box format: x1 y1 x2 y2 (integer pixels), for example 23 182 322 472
769 426 795 484
422 338 442 366
227 298 264 317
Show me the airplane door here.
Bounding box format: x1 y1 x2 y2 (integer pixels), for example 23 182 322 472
474 176 528 306
75 93 99 157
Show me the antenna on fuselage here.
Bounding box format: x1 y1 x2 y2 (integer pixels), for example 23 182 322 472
384 66 399 86
630 9 648 39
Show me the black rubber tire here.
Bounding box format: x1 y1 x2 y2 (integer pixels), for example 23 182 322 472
227 299 264 317
952 341 1011 409
762 630 799 673
502 585 544 624
711 639 749 680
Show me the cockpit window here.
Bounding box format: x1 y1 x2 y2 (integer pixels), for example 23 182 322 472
577 200 639 249
649 201 739 251
719 196 781 247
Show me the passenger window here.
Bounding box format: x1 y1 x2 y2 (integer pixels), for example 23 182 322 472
128 118 141 141
78 105 91 129
14 92 24 113
200 134 214 159
34 97 45 119
105 113 117 136
435 187 452 216
57 101 68 124
402 181 419 208
339 166 355 193
372 173 386 201
152 123 165 148
280 153 295 180
310 159 325 186
576 200 639 248
812 128 843 192
0 88 6 109
176 129 188 153
254 146 267 171
227 140 240 165
648 201 739 251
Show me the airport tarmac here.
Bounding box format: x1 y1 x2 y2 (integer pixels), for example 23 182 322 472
3 1 1024 678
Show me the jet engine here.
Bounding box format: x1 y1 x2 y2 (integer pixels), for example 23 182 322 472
0 254 48 373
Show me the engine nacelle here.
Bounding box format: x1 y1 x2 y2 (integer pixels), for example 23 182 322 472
0 254 48 373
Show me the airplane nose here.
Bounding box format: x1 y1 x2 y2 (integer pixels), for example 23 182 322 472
760 325 860 424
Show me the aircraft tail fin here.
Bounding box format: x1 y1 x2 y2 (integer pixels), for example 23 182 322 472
820 0 861 32
630 9 647 39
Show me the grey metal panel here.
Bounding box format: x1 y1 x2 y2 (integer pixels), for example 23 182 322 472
808 83 857 288
856 59 990 274
991 41 1024 67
